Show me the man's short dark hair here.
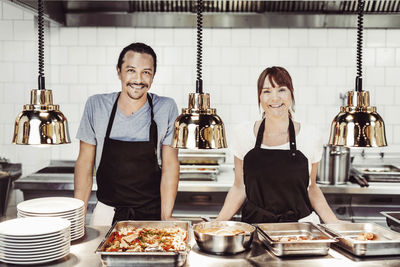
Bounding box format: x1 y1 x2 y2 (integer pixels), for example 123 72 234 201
117 42 157 74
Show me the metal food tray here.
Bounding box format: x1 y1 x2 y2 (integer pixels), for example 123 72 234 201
256 222 337 256
320 222 400 256
178 150 225 165
381 211 400 233
179 165 219 180
179 165 219 174
353 165 400 182
96 221 191 266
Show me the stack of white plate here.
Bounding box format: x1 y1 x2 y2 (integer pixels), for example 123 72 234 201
17 197 85 241
0 217 70 265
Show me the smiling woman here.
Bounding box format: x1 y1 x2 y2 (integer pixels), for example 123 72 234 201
216 66 340 225
257 67 295 120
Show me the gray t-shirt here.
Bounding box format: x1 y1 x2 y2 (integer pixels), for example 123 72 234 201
76 92 179 170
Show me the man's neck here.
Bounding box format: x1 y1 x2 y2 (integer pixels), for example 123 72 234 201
118 92 148 116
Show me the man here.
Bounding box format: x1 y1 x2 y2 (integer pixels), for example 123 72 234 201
74 42 179 225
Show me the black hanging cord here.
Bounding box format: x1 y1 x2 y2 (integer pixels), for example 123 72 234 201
38 0 45 90
355 0 364 92
196 0 203 94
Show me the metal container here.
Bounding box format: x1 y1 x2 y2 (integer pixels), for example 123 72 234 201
256 222 337 256
193 221 256 254
317 145 350 185
96 221 191 267
353 165 400 182
320 222 400 256
380 212 400 233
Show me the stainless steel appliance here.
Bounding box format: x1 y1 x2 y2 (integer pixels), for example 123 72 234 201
0 158 22 217
317 145 350 185
178 150 225 181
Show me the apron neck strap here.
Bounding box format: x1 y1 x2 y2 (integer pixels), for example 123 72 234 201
147 93 158 151
255 118 297 151
105 93 157 149
255 119 266 148
288 118 296 151
105 92 121 138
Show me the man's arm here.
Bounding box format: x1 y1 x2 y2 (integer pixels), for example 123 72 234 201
160 145 179 220
74 141 96 214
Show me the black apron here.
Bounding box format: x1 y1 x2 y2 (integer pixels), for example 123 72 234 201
241 118 312 224
96 93 161 224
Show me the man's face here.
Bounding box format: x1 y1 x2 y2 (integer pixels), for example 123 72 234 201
118 51 155 101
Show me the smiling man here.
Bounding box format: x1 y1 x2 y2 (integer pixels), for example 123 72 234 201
74 43 180 225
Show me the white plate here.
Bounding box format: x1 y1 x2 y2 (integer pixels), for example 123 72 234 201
0 235 70 249
0 243 69 257
17 206 84 217
0 233 69 243
0 228 70 240
18 212 85 223
0 251 69 265
71 228 84 235
0 217 70 237
0 245 69 259
71 231 85 241
17 211 84 219
0 248 69 264
0 239 70 253
17 197 84 214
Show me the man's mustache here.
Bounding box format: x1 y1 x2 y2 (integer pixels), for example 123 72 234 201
127 82 148 88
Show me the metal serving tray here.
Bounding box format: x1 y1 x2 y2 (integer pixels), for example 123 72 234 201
381 211 400 233
256 222 337 256
320 222 400 256
353 165 400 182
96 221 191 267
178 150 225 165
179 165 219 181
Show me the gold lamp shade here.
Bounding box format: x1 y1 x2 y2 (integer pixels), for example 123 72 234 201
172 93 227 149
329 90 387 147
12 89 71 145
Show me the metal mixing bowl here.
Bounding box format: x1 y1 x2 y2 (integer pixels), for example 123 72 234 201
193 221 256 254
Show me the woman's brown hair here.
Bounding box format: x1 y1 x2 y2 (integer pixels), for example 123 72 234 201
257 66 295 118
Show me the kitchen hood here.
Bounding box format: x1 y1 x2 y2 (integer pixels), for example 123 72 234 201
9 0 400 28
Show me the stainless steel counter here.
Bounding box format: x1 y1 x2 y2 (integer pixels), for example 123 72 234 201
14 164 400 195
1 225 399 267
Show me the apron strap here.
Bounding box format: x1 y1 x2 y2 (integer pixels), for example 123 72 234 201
255 118 266 148
105 92 120 139
147 93 158 152
288 118 297 151
254 117 297 153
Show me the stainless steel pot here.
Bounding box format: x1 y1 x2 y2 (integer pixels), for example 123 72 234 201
317 145 350 185
193 221 256 254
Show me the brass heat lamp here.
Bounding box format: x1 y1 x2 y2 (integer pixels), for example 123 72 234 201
328 0 386 147
12 0 70 145
172 0 226 149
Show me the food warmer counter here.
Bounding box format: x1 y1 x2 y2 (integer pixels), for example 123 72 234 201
0 225 399 267
13 159 400 224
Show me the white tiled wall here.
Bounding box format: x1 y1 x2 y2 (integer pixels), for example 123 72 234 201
1 1 400 175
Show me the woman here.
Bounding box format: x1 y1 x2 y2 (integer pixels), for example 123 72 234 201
217 66 339 224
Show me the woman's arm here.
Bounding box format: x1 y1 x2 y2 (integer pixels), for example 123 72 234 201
308 162 340 223
216 156 247 221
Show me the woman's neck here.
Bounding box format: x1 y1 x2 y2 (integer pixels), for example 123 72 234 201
264 116 290 134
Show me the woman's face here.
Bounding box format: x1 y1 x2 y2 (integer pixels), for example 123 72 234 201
260 75 292 119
